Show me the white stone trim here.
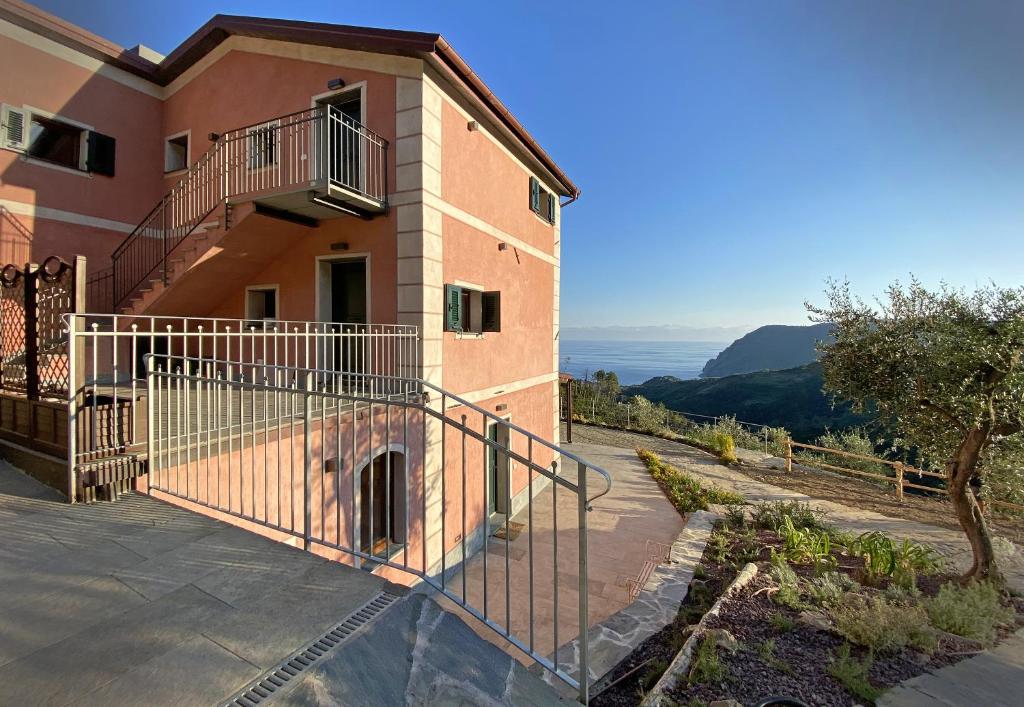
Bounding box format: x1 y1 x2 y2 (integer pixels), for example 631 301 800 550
449 372 559 408
0 198 135 233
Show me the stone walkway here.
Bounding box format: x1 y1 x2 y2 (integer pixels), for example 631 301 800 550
565 425 1024 592
436 443 686 666
879 629 1024 706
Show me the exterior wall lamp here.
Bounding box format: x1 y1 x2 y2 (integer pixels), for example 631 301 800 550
327 78 346 90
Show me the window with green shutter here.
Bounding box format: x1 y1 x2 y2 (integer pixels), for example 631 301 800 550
529 176 540 213
529 175 557 225
444 284 463 332
482 292 501 332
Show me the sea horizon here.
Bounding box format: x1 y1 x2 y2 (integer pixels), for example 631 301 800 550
559 339 728 386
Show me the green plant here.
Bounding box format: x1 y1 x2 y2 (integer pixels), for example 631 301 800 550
688 635 726 685
710 431 738 464
636 448 744 513
637 658 668 693
755 639 795 676
769 611 796 632
926 581 1014 645
769 556 804 609
828 643 882 704
849 531 943 589
806 571 856 607
830 594 937 653
724 504 747 529
750 500 825 532
777 515 838 572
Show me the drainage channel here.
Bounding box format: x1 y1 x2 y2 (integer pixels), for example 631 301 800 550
221 591 401 706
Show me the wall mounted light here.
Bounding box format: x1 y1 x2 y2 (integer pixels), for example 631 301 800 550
495 403 508 412
208 132 220 141
498 242 508 251
467 120 480 131
330 241 350 251
327 77 346 90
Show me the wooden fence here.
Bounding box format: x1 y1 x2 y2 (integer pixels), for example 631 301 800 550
784 439 1024 514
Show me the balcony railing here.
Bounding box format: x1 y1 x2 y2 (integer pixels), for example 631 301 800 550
110 106 388 309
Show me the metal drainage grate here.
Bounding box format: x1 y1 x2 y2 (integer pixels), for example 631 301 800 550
222 591 400 706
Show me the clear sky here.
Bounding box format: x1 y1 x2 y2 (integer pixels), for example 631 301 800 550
36 1 1024 329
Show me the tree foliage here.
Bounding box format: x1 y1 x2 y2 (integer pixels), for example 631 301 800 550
808 278 1024 581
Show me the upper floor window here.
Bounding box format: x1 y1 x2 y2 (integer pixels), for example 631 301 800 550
529 176 557 225
1 104 115 176
247 121 279 170
164 132 189 172
444 284 501 334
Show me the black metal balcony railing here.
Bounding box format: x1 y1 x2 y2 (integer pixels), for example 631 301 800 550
110 106 388 309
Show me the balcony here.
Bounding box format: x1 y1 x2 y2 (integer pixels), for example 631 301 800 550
110 105 388 309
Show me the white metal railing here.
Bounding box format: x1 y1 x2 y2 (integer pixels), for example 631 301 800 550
144 356 611 702
65 313 417 489
111 105 388 309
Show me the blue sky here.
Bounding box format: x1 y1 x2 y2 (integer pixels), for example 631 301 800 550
39 1 1024 329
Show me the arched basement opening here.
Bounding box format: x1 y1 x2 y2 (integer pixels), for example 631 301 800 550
358 451 407 557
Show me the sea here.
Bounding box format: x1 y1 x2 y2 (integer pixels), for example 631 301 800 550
559 340 728 386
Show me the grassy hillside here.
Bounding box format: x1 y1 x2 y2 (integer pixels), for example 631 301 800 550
700 323 833 378
625 362 872 441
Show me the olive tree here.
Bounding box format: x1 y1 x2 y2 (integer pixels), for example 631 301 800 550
808 279 1024 583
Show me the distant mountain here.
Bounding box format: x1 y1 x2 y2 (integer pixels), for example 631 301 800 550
700 323 833 378
561 324 752 343
625 363 871 441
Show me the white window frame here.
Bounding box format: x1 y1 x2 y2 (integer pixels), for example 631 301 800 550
8 105 92 174
453 279 485 338
246 119 281 172
244 284 280 324
164 129 190 174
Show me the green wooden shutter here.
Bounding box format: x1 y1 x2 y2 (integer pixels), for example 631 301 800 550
86 131 116 177
482 291 501 332
529 176 540 213
444 284 463 331
546 193 557 224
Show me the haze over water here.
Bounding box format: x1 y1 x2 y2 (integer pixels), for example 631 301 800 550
559 340 727 385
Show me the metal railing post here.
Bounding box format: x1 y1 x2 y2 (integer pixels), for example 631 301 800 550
146 354 155 484
66 313 79 503
303 370 313 551
577 460 590 705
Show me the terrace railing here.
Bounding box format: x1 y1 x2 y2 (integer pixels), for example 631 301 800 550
110 106 388 309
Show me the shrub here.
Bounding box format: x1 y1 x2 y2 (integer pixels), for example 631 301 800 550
756 638 794 675
769 556 804 609
688 635 726 685
848 531 943 589
724 504 747 529
830 594 937 653
750 500 825 532
806 571 856 607
926 581 1014 645
777 515 837 572
769 611 796 632
710 431 738 464
828 643 882 704
636 448 744 513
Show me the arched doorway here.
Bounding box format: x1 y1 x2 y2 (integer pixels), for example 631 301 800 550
359 451 406 557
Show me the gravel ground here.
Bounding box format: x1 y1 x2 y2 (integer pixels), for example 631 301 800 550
562 423 1024 542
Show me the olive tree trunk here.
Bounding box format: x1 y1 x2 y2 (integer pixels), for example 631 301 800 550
947 428 1002 584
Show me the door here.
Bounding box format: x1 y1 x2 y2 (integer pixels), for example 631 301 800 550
319 93 362 191
324 258 367 383
486 421 510 517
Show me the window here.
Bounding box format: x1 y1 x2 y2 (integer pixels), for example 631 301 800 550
165 132 189 172
1 105 115 176
529 176 557 225
247 121 279 169
245 286 278 324
28 114 84 170
444 284 500 334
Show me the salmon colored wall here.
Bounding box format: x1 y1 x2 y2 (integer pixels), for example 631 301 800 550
205 215 398 326
441 215 553 394
439 382 556 557
140 402 429 584
440 100 557 255
0 34 164 227
0 210 122 268
161 49 397 191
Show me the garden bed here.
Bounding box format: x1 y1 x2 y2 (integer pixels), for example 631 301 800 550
592 501 1023 707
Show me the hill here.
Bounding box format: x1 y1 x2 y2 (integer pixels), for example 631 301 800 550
700 323 833 378
625 363 871 441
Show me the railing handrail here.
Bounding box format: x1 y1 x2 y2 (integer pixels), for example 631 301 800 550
109 104 389 309
63 312 417 335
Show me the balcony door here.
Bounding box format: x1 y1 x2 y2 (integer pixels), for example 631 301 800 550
316 256 368 386
317 91 362 193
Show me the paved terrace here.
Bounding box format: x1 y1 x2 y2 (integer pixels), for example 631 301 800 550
0 461 563 706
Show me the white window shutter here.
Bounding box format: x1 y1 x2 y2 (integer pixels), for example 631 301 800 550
1 104 28 152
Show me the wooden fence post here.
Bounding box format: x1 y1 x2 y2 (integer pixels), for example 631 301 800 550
785 439 793 473
895 463 905 502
